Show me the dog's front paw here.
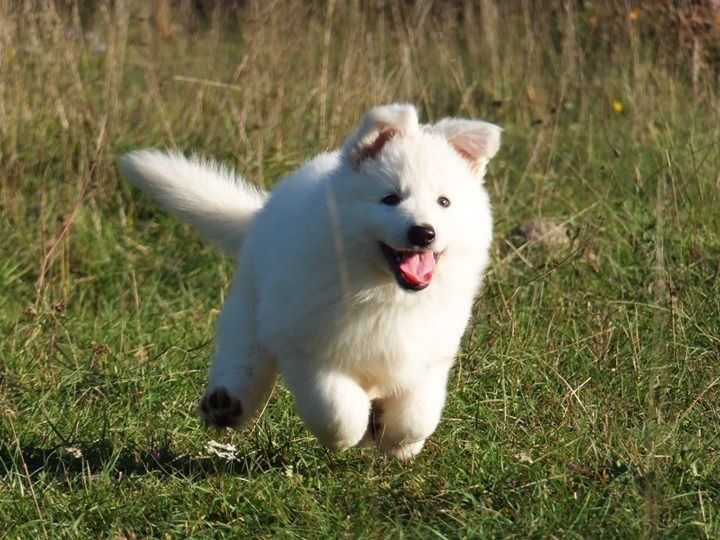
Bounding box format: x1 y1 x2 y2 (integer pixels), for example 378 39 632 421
381 439 426 461
199 386 243 428
364 399 427 459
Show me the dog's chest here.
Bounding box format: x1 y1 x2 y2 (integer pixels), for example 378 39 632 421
321 298 458 383
260 283 470 388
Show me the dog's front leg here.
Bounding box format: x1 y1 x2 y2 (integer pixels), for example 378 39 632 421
283 366 370 451
373 361 452 460
199 271 277 429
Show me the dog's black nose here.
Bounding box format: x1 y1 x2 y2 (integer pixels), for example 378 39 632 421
407 225 435 247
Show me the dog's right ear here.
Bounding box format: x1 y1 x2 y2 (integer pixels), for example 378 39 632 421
344 104 419 170
430 118 502 178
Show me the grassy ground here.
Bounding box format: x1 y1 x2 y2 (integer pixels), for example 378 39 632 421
1 1 719 537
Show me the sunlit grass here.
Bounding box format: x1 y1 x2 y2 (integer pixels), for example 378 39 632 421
1 1 719 536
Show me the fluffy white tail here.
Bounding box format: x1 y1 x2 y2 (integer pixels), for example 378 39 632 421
119 150 267 253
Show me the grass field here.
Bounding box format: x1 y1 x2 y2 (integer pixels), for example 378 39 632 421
1 1 720 537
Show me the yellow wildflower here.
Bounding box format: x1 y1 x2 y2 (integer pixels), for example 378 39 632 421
612 101 623 113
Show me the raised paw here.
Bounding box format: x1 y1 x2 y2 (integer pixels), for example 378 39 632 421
198 386 243 428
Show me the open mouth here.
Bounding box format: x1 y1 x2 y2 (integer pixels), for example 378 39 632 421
380 243 440 292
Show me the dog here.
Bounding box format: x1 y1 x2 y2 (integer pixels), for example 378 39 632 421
119 104 501 459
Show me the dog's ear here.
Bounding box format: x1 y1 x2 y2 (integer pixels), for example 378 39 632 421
432 119 502 176
344 104 419 170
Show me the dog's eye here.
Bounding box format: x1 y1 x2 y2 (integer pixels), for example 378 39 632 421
437 196 451 208
381 194 401 206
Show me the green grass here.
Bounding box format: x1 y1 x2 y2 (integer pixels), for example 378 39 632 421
1 1 719 537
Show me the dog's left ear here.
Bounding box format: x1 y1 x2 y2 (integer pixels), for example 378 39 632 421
344 104 419 170
432 119 502 176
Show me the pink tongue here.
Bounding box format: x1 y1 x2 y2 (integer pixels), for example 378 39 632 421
399 252 436 285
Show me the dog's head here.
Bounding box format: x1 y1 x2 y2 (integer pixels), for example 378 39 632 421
337 104 501 292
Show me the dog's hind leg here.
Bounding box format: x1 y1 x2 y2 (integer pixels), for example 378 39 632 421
199 271 277 429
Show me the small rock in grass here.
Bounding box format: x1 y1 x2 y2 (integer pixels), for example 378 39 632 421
505 218 599 270
506 219 573 251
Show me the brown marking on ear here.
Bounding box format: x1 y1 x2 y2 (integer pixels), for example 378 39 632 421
355 129 396 168
431 119 501 176
453 146 475 161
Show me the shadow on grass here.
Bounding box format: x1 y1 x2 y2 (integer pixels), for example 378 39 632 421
0 437 292 481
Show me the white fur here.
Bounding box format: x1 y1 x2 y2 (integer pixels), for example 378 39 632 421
119 150 266 253
120 104 501 459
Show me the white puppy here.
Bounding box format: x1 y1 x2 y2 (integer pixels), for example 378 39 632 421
120 104 500 459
